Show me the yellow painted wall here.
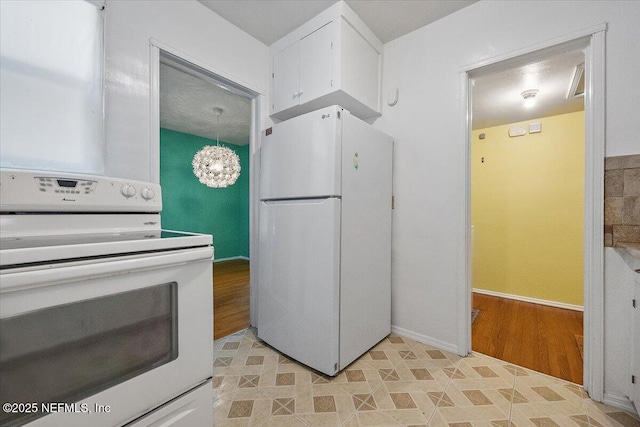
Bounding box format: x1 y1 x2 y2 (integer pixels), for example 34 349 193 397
471 111 584 306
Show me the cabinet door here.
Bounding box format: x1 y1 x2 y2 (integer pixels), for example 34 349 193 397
299 22 333 105
272 42 300 113
633 271 640 411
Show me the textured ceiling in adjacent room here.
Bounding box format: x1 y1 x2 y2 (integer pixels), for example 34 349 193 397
160 63 251 146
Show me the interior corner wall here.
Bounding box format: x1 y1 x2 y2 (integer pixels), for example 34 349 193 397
160 128 249 260
371 0 639 400
103 0 269 182
471 112 585 306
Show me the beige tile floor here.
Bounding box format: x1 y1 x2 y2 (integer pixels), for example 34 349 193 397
213 328 640 427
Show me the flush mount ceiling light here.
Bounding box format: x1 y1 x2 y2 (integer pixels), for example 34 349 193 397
521 89 539 108
192 107 241 188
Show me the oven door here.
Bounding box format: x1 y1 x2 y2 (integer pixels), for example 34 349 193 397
0 247 213 427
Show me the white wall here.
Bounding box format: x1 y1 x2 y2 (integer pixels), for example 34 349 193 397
103 0 269 182
373 0 640 402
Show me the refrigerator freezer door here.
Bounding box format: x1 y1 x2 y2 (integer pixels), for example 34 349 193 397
260 106 342 200
258 198 340 375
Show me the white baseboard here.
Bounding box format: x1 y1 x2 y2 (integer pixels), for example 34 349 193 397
213 256 250 263
473 288 584 312
391 325 461 356
603 392 637 414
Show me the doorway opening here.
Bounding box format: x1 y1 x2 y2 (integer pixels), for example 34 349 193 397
470 48 586 384
460 25 606 399
151 47 260 340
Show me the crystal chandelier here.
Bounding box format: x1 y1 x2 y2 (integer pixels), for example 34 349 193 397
192 107 241 188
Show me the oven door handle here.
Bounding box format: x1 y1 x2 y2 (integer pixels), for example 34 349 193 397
0 247 213 292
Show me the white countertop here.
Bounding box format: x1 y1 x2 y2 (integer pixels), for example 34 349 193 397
616 242 640 261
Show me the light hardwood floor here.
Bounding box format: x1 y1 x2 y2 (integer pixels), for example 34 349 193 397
213 259 250 340
472 292 584 384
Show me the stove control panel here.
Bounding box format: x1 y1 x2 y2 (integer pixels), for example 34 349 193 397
0 168 162 213
36 176 98 195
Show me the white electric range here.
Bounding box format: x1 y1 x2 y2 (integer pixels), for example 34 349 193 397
0 168 214 427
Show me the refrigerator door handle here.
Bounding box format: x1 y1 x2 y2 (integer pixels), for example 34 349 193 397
261 196 340 204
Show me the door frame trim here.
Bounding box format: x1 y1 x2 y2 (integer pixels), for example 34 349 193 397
148 39 264 329
458 23 606 401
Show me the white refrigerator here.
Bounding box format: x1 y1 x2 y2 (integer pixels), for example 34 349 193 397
258 105 393 376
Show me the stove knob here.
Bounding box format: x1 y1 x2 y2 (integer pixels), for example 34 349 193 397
141 187 155 201
120 184 136 198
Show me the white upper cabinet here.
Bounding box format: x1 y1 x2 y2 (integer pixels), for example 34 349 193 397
270 2 383 121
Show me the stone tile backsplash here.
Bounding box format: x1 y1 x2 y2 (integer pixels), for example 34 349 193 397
604 154 640 246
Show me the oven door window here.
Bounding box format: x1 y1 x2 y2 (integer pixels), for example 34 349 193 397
0 283 178 426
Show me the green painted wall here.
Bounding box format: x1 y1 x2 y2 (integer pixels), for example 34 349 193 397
160 128 249 260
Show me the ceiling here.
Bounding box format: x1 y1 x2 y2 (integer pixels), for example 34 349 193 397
160 1 585 142
472 49 585 130
160 63 251 145
197 0 478 45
